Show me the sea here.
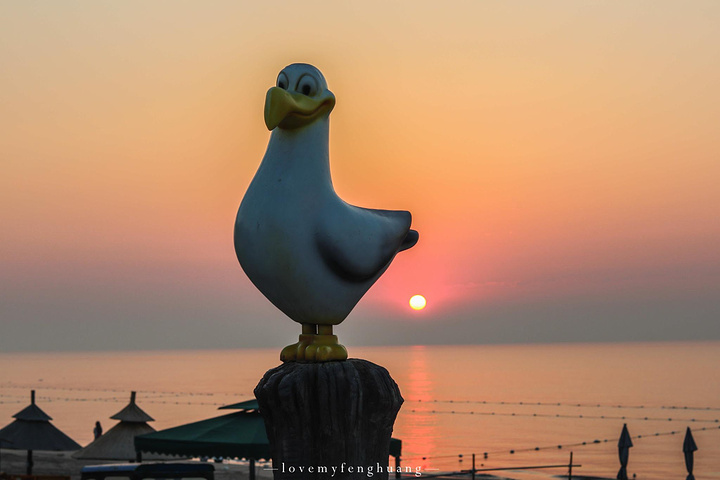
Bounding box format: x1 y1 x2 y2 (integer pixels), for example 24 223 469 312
1 342 719 479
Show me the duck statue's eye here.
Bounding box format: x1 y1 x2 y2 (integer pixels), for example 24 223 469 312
297 75 318 97
277 72 289 90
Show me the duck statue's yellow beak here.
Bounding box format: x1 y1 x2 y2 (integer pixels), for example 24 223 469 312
264 86 335 131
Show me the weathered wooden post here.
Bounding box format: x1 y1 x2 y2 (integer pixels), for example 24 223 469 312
235 63 417 480
255 360 403 480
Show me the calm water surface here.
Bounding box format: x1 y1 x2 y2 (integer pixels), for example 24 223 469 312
1 342 719 479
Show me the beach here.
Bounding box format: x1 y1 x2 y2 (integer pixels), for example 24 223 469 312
0 450 521 480
0 449 275 480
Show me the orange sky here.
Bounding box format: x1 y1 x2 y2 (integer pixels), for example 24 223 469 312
1 1 719 351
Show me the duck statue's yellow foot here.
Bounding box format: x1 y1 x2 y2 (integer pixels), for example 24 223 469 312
304 334 348 362
280 334 315 362
280 333 348 363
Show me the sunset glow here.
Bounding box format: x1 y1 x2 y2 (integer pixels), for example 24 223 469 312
1 2 719 351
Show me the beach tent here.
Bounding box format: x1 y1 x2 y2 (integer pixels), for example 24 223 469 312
74 391 164 461
0 390 81 474
135 409 270 459
135 399 401 480
135 401 268 480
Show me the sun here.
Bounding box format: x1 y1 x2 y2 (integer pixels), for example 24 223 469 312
409 295 427 311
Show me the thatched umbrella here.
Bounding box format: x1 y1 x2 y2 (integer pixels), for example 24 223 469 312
74 391 160 461
0 390 81 474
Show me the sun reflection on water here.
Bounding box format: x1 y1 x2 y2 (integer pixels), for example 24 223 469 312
395 345 438 472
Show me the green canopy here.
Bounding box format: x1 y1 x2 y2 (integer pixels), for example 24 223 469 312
217 399 259 411
135 410 271 460
136 399 401 459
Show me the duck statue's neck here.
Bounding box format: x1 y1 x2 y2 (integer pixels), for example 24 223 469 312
262 118 333 192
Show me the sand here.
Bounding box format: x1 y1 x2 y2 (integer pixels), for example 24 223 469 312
0 449 524 480
0 449 273 480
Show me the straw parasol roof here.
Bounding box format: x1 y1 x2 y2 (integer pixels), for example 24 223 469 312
111 391 154 423
0 390 81 474
74 391 166 461
0 390 80 451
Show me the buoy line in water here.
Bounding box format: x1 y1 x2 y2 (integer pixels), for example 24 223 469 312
4 394 717 425
0 396 125 403
407 407 720 424
407 398 720 412
0 393 229 407
5 385 720 414
401 424 720 461
4 387 720 415
0 382 219 397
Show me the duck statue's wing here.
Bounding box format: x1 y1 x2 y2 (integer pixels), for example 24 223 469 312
315 203 417 282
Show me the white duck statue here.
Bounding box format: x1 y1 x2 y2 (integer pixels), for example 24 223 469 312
234 63 418 362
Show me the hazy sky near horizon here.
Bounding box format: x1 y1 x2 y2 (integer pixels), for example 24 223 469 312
1 1 719 352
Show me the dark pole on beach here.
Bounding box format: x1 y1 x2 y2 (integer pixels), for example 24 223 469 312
249 458 256 480
26 449 33 475
472 453 476 480
0 437 7 474
27 390 35 474
568 451 573 480
255 359 403 480
616 424 633 480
